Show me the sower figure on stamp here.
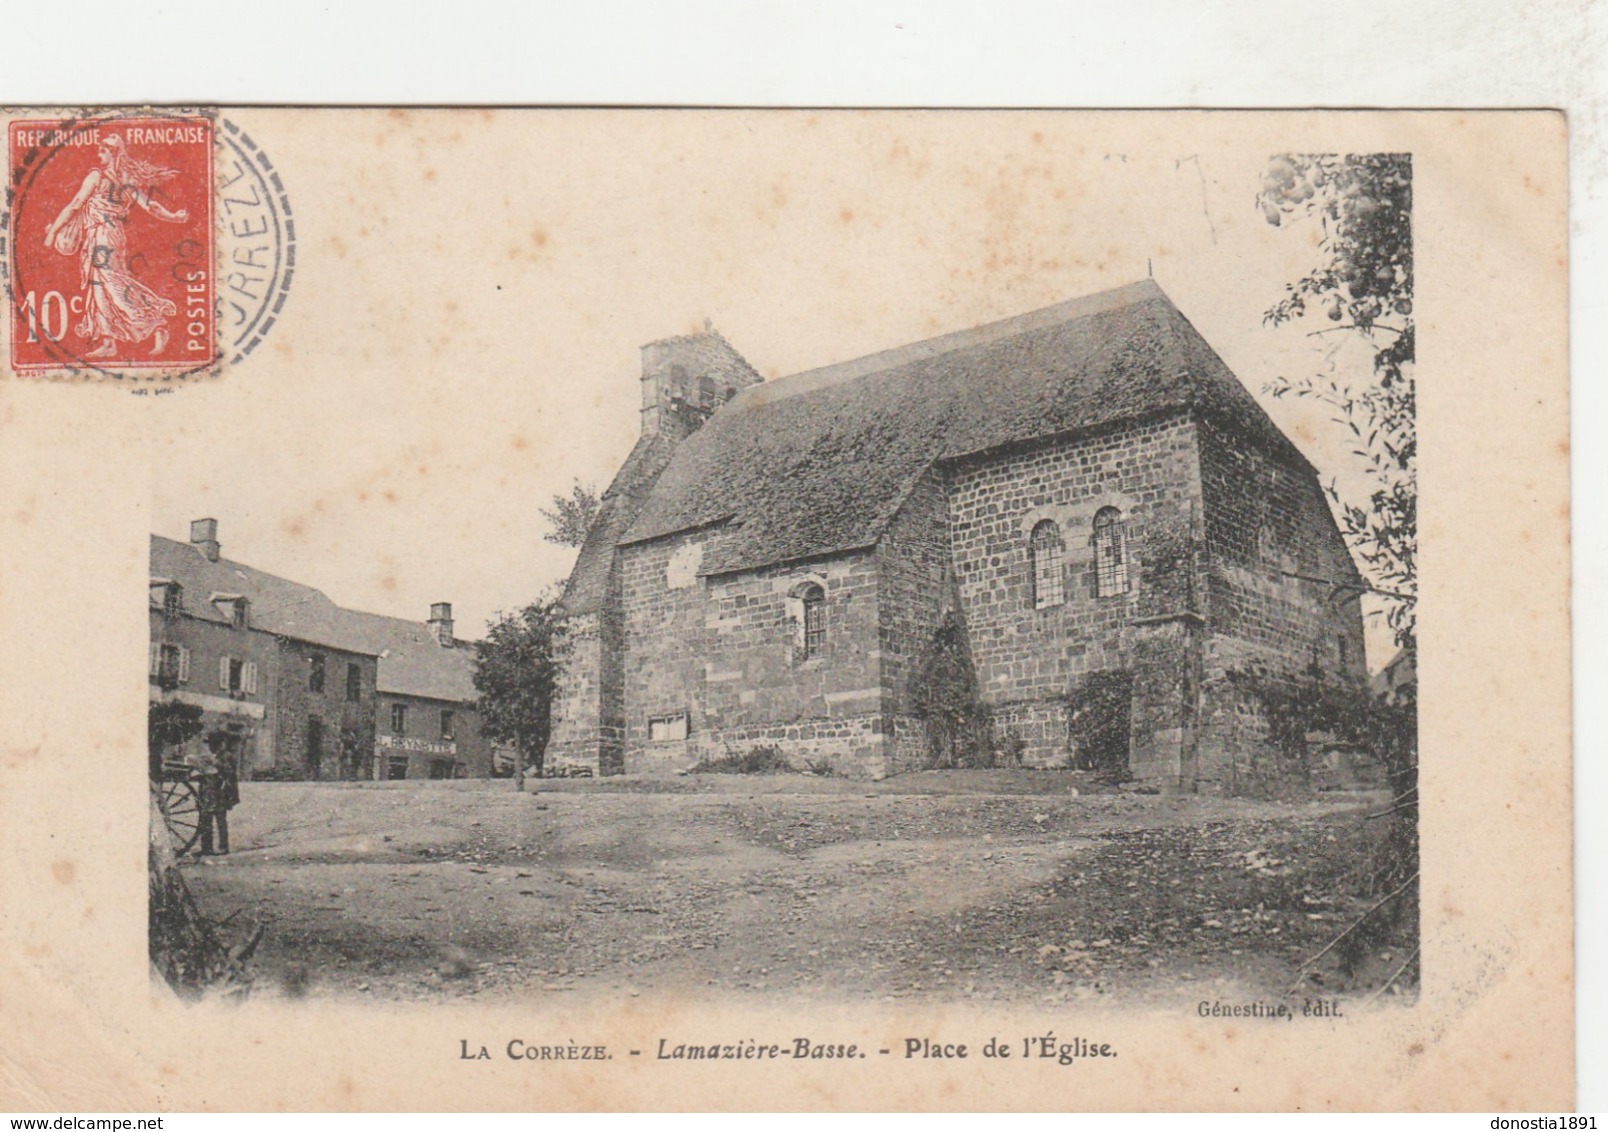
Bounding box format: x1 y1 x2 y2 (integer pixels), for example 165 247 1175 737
41 134 189 358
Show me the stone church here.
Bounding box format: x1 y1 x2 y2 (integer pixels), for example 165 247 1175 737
548 280 1367 792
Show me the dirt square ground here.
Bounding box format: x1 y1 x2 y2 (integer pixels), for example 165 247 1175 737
175 772 1414 1010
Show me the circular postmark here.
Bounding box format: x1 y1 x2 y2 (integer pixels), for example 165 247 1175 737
3 107 293 380
215 117 295 366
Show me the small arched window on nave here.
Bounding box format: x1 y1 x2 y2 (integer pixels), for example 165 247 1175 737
1093 507 1130 598
800 583 826 659
1030 520 1065 609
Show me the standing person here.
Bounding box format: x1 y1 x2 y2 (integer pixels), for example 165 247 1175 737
41 134 189 359
216 741 240 854
194 736 238 857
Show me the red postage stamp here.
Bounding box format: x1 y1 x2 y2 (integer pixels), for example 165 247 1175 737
7 114 215 377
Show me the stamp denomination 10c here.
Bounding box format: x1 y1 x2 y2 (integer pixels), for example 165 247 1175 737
8 114 216 378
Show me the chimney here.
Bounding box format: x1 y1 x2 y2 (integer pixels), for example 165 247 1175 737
639 329 762 439
429 602 454 647
189 517 220 562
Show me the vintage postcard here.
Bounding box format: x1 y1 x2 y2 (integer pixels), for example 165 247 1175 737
0 109 1570 1110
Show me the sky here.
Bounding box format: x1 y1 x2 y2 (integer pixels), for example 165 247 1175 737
147 110 1399 666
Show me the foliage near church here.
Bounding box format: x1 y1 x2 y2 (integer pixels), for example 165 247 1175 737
1259 153 1415 651
473 596 568 784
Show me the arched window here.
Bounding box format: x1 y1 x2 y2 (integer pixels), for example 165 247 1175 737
800 583 826 658
1030 520 1065 609
1093 507 1130 597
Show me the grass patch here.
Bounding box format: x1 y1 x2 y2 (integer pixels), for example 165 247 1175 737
1004 810 1418 996
688 745 799 775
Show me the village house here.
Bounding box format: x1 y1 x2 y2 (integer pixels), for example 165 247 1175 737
548 280 1368 793
342 603 500 779
150 520 493 780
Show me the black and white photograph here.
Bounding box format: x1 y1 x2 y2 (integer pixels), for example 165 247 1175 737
136 121 1418 1012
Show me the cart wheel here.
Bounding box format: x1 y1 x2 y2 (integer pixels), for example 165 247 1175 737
159 779 202 856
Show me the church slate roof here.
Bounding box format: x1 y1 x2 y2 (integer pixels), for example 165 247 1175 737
559 433 680 616
588 280 1310 587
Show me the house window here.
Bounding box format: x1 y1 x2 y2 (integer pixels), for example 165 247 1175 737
801 583 826 658
309 653 326 693
231 599 249 628
392 703 408 735
162 584 182 617
648 712 689 742
1093 507 1130 598
1337 635 1350 666
155 643 188 685
1030 520 1065 609
346 662 362 702
386 755 410 780
217 657 256 695
440 710 455 741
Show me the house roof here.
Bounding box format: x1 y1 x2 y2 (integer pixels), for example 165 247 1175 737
617 279 1308 578
337 609 479 702
151 535 376 652
150 535 478 703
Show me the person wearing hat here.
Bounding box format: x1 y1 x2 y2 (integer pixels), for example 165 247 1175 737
194 733 240 856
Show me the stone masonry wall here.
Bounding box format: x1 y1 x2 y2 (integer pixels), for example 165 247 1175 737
944 414 1204 770
619 529 887 776
556 407 1366 793
271 640 377 780
874 469 957 775
1194 419 1369 793
595 590 627 776
545 611 604 774
548 521 629 779
546 602 626 777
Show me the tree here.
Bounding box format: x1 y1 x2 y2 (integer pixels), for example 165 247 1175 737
539 479 602 548
472 595 567 790
1260 157 1418 998
148 699 204 779
1258 154 1415 652
910 611 992 768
